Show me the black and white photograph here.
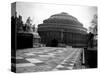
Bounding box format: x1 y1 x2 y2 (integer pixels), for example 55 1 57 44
11 2 97 73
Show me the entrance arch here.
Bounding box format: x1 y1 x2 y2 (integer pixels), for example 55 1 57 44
51 39 58 47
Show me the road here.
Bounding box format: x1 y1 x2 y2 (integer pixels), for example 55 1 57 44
12 47 83 73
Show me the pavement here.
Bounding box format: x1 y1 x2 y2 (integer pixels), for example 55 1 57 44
12 47 83 73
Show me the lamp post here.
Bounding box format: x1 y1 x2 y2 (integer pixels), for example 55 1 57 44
61 29 64 43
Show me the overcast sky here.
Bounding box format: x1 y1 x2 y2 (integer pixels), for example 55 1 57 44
16 2 97 29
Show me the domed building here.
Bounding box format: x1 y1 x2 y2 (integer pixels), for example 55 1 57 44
38 12 88 47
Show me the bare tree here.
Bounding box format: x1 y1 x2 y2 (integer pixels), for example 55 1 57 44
89 14 97 35
25 17 33 32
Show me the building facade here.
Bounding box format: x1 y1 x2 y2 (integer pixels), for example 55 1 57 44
17 32 40 49
38 12 88 47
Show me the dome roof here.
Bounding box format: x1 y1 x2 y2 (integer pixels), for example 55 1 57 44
50 12 78 21
38 12 87 34
43 12 82 26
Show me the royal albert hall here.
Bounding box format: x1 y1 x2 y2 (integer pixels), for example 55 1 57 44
38 12 88 47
